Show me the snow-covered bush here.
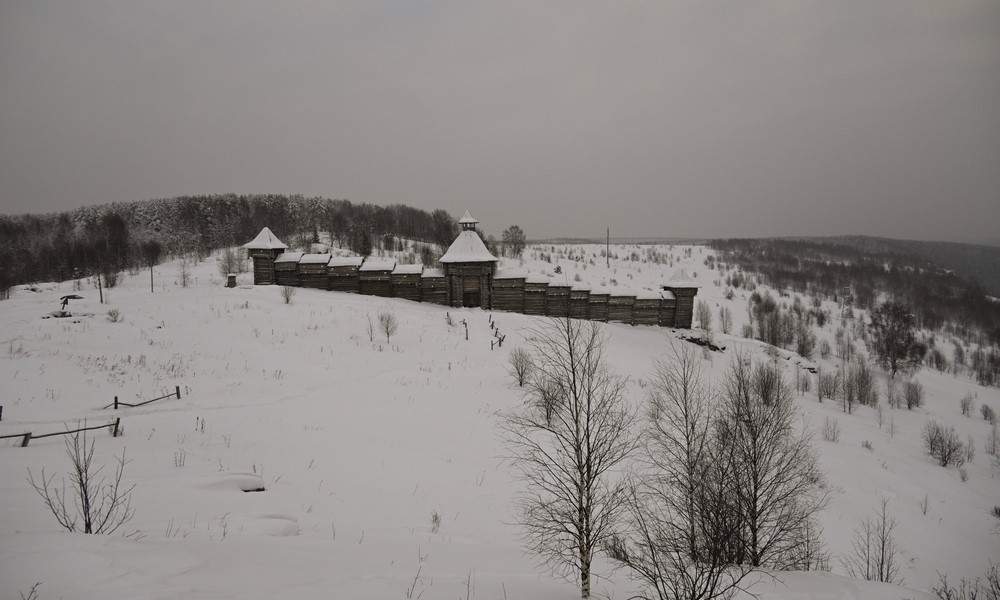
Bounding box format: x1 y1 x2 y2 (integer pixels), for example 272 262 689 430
922 420 965 467
904 380 925 410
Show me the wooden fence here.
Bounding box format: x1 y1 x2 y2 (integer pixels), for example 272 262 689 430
0 418 121 448
102 386 181 410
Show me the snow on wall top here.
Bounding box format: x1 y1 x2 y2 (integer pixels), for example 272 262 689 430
359 259 396 272
525 273 551 284
299 254 332 264
421 268 445 278
243 227 288 250
392 264 423 275
571 283 592 291
494 269 528 280
661 290 677 300
439 231 498 263
274 252 303 264
328 256 364 267
665 269 699 288
635 290 663 300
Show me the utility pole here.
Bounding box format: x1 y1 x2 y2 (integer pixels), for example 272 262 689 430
606 227 610 268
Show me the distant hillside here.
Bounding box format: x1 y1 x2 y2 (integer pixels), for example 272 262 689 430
810 236 1000 296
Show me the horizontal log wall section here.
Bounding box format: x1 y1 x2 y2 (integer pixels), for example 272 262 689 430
359 271 394 297
493 278 526 313
248 257 697 329
607 295 635 325
587 294 610 322
544 286 571 318
329 267 361 293
569 290 590 320
420 276 449 305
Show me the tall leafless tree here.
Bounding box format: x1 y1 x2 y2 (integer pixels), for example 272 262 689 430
501 317 638 599
608 342 753 600
507 347 534 387
378 310 399 343
842 497 902 584
717 353 828 569
26 426 135 535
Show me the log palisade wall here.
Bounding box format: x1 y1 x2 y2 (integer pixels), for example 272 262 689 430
253 253 698 328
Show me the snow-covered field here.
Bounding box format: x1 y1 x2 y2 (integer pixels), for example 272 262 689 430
1 243 997 599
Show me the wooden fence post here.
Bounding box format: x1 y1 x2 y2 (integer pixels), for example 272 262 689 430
0 405 3 421
114 396 118 410
21 432 31 447
176 385 181 399
112 418 121 437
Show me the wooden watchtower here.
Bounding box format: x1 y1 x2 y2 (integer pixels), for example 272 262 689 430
243 227 288 285
440 211 499 309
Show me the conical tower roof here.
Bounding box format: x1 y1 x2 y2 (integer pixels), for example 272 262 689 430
243 227 288 250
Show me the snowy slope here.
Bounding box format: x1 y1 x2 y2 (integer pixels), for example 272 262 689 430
0 244 996 599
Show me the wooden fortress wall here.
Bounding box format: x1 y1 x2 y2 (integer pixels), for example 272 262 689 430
252 254 696 328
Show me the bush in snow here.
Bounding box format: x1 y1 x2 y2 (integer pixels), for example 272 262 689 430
106 308 123 323
822 417 840 442
904 380 925 410
507 347 534 387
922 420 965 467
280 285 296 304
960 393 975 417
982 404 996 424
817 371 839 403
377 310 398 343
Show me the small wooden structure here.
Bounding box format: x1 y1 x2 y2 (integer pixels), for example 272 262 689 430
391 264 423 302
664 270 699 329
659 290 677 327
328 256 363 292
273 252 303 287
493 271 526 314
359 259 396 297
243 227 287 285
420 268 449 305
298 254 332 289
440 211 498 309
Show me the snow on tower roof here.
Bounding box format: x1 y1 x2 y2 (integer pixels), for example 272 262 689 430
458 210 479 225
439 231 498 263
664 269 700 288
243 227 288 250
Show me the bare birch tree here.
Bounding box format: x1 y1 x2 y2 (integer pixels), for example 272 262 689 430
718 353 828 569
501 317 638 599
608 342 753 600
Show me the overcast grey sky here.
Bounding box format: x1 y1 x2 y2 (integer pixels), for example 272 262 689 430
1 1 998 243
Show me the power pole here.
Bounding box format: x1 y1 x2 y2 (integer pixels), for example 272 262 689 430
606 227 610 268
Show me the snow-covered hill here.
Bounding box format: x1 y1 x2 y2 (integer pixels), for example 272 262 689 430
1 243 996 599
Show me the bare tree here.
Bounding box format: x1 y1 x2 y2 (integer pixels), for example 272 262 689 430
378 310 398 343
842 498 902 584
608 342 753 600
869 301 926 379
719 306 733 335
717 353 828 568
922 420 965 467
696 300 713 332
178 257 191 288
502 225 527 258
500 317 638 599
280 285 296 304
26 426 135 535
217 246 242 278
507 347 534 387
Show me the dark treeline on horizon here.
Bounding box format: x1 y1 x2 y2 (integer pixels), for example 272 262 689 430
0 194 460 294
710 238 1000 348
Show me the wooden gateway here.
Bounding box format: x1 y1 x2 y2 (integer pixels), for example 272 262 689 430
664 270 699 329
439 211 498 309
